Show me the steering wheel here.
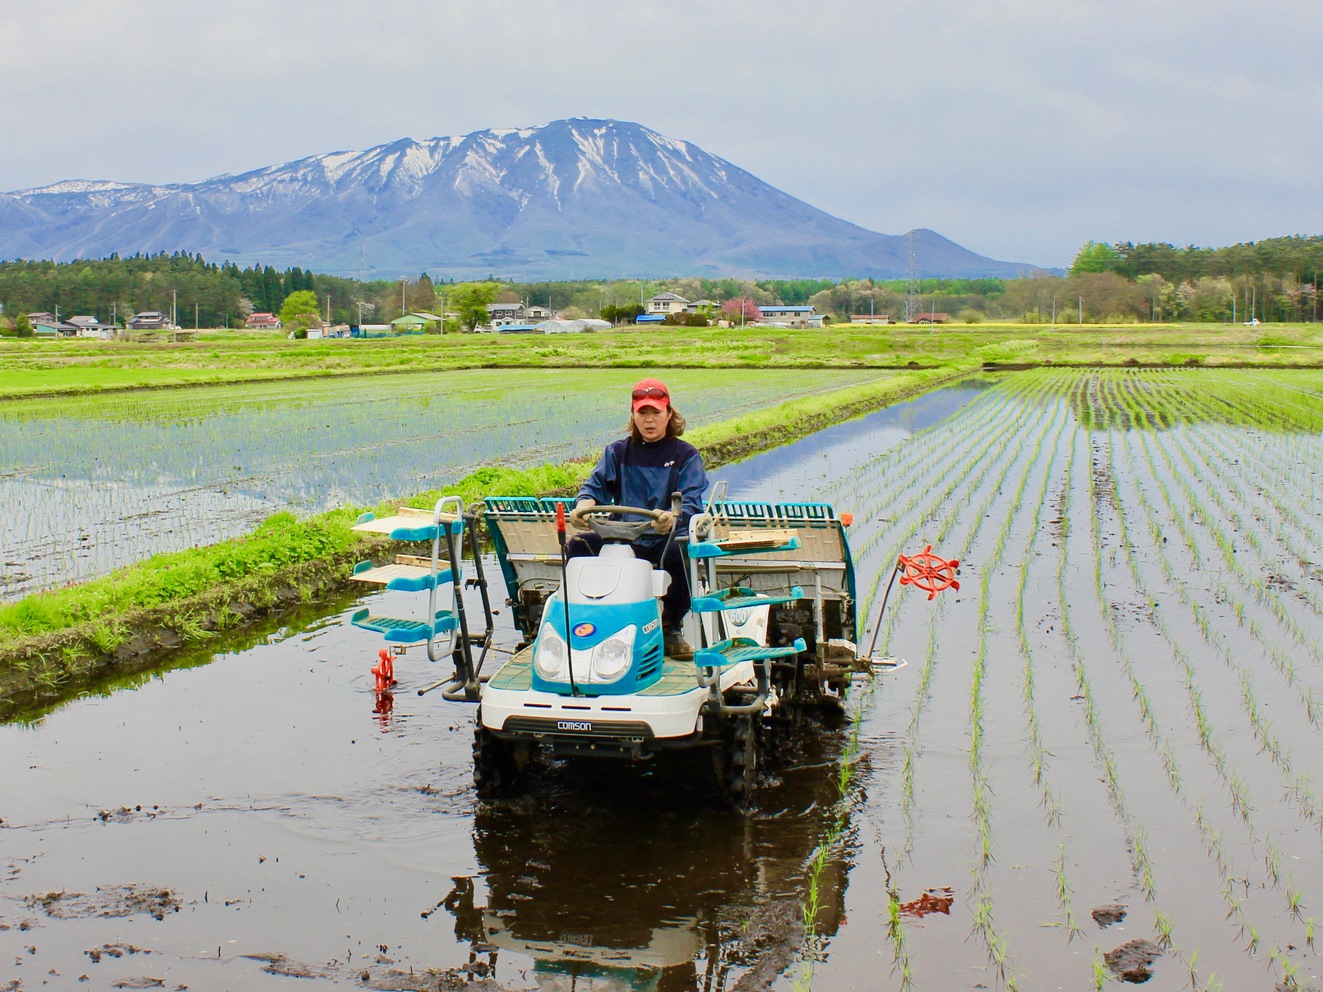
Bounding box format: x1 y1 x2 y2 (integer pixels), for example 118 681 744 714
572 504 665 542
575 504 663 521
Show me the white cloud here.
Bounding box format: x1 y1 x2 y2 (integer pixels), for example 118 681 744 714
2 0 1319 269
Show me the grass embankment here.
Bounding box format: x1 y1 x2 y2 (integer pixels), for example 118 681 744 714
3 321 1322 398
0 365 965 708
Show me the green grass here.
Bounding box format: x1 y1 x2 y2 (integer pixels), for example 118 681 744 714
5 321 1323 398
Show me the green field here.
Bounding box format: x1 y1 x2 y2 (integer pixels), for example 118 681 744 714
2 321 1322 397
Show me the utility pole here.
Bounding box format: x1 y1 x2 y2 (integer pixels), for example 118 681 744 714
904 230 919 324
194 302 199 330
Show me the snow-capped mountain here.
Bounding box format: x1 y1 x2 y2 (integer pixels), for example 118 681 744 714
2 119 1032 280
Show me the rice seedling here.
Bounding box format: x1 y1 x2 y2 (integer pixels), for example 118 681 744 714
1091 946 1107 991
1284 878 1304 920
1155 909 1175 948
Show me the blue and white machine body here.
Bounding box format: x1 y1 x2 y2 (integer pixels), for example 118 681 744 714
530 544 669 694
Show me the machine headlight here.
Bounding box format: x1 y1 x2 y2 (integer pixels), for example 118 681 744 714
534 624 568 680
591 625 636 682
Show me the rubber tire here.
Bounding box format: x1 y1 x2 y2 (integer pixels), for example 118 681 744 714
715 714 758 809
472 714 529 797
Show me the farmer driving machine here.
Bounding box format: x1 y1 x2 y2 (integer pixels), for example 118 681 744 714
347 485 957 805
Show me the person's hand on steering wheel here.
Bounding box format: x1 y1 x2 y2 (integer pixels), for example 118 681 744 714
569 499 596 531
650 510 676 535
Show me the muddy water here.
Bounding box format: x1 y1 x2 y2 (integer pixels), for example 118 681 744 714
0 385 984 991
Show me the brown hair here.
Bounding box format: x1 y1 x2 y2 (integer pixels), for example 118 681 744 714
627 403 686 442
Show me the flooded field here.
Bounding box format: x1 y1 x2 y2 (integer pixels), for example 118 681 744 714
4 369 1323 990
0 367 893 599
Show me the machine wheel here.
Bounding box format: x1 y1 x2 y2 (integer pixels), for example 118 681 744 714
473 714 530 797
714 714 759 809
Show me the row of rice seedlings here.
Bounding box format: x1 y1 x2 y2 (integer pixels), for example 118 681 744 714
1153 424 1323 668
796 388 1023 987
793 387 1021 988
1196 422 1323 576
861 387 1048 642
1117 432 1264 825
849 389 1018 601
1013 388 1072 829
1056 434 1131 823
1110 431 1312 981
1092 407 1303 982
1171 421 1323 655
1048 415 1180 974
954 384 1063 988
847 393 1037 855
898 394 1039 863
1084 372 1312 989
849 381 1056 986
1131 425 1323 746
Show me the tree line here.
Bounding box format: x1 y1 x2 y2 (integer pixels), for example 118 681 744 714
1 236 1320 333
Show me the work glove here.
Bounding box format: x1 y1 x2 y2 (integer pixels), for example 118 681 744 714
568 499 596 531
651 510 676 535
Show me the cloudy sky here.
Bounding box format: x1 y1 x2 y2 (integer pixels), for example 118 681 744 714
2 0 1319 269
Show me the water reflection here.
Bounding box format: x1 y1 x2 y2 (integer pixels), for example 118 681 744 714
437 724 854 991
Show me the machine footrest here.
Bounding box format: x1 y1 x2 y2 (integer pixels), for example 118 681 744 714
352 508 462 542
693 636 807 668
688 532 800 559
350 560 454 592
690 585 804 613
351 608 458 644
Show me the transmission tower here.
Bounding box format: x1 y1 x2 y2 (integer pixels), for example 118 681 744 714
904 230 920 323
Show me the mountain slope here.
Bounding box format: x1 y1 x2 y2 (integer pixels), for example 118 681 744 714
2 119 1035 280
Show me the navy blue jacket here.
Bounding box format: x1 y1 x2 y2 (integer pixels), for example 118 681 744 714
577 435 708 547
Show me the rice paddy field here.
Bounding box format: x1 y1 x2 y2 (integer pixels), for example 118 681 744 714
4 367 1323 991
0 368 895 599
825 367 1323 990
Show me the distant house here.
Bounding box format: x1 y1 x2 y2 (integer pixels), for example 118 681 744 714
645 292 689 315
850 313 892 325
910 312 950 324
685 299 718 313
758 305 818 328
128 310 172 330
487 302 527 328
486 303 556 329
391 312 442 332
66 315 118 339
245 312 282 330
25 312 61 336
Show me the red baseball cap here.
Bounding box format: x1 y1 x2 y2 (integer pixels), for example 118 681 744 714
631 378 670 413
